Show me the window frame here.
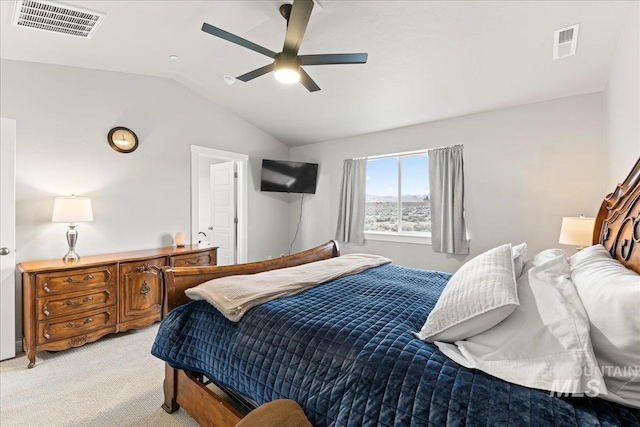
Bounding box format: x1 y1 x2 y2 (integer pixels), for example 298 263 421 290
364 151 432 245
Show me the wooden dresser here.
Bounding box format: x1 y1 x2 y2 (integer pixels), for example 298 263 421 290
18 245 217 368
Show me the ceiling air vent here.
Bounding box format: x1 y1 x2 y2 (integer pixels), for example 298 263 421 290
11 0 105 39
553 24 579 59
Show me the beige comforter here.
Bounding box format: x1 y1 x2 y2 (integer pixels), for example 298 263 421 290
185 253 391 321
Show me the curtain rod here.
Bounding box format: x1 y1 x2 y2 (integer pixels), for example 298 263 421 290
352 144 463 160
429 144 464 151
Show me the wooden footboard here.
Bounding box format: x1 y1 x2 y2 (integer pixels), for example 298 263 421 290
163 364 246 427
159 240 340 426
162 240 340 314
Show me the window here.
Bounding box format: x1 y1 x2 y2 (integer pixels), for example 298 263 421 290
365 153 430 241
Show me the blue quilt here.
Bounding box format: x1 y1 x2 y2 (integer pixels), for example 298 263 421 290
152 264 640 426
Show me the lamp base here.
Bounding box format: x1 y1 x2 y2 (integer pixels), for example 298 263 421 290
63 224 80 265
62 250 80 265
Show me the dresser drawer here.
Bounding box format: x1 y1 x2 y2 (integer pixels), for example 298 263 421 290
170 250 216 267
37 306 116 345
36 265 116 297
37 285 116 321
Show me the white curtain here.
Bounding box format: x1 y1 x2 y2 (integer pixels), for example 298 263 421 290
335 158 367 245
428 145 469 254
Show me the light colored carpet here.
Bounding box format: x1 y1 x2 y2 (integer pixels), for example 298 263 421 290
0 325 199 427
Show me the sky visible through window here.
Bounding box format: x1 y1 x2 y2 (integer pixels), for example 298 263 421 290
365 155 431 234
367 156 429 196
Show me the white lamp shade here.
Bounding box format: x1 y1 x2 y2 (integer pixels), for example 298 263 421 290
559 216 595 247
52 196 93 223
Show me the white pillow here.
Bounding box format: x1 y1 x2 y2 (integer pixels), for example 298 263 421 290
570 244 640 408
417 244 519 343
512 242 527 278
436 249 607 396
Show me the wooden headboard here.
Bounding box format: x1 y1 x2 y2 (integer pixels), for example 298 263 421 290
593 156 640 274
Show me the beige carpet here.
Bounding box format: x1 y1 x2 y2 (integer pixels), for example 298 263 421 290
0 325 199 427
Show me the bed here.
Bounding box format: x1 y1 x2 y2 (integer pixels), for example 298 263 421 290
152 157 640 427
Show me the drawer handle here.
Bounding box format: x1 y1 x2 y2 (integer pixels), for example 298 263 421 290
64 296 94 307
65 275 94 284
185 257 203 265
140 281 150 297
66 318 93 328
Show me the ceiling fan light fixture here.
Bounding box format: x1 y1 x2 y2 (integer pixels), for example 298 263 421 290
274 67 300 84
274 52 301 84
201 0 367 92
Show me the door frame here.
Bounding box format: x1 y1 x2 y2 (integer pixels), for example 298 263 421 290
191 145 248 263
1 117 17 360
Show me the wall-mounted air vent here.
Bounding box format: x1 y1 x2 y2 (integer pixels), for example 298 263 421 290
553 24 579 59
11 0 105 39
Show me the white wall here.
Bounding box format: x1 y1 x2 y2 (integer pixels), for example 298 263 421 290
291 93 607 272
0 59 292 265
605 2 640 187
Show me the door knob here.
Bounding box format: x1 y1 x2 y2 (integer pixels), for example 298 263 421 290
0 247 10 256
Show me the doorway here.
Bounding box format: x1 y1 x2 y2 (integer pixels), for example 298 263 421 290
191 145 248 264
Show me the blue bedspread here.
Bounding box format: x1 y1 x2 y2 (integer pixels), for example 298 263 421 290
152 264 640 426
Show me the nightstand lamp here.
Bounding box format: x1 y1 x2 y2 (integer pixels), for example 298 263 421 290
559 215 595 251
52 195 93 264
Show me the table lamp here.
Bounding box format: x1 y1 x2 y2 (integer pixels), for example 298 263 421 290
559 215 595 251
52 195 93 263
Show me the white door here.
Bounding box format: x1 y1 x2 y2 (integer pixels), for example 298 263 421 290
1 118 16 361
210 162 237 266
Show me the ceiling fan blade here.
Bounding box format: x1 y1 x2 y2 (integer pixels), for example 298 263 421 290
236 63 275 82
283 0 314 55
299 68 320 92
202 23 276 59
299 53 369 66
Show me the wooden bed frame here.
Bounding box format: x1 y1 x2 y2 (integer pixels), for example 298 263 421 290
159 157 639 427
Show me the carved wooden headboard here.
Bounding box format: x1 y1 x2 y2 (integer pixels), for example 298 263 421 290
593 156 640 274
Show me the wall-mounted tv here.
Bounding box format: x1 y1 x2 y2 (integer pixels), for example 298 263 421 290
260 159 319 194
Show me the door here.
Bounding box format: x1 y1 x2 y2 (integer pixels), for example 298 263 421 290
210 162 237 266
1 118 16 360
118 258 164 331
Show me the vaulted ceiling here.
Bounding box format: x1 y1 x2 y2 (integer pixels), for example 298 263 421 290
0 1 632 146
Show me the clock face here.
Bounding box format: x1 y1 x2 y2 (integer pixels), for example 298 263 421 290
108 127 138 153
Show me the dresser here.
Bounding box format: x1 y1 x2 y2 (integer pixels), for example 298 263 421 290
18 245 217 368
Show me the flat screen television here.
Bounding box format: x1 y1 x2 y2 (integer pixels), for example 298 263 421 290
260 159 319 194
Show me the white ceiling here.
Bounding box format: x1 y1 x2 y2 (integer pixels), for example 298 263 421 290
0 1 632 146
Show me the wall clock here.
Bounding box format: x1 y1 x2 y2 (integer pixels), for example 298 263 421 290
107 127 138 153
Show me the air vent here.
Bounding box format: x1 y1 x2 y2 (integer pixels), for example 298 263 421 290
11 0 105 39
553 24 579 59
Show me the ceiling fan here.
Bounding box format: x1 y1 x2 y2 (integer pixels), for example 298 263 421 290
201 0 368 92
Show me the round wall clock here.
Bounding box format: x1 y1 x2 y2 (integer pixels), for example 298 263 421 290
107 127 138 153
